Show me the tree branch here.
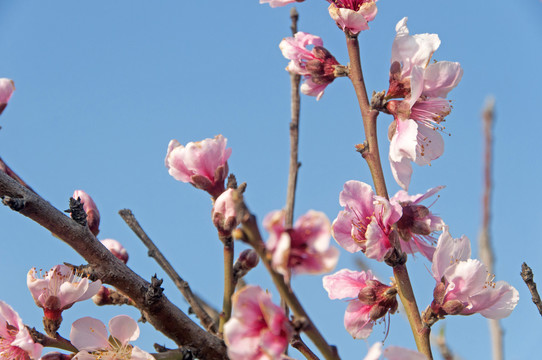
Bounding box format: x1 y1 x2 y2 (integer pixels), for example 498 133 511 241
521 262 542 316
0 171 227 359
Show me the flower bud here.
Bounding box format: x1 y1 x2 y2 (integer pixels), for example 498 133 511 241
233 249 260 281
165 135 231 198
212 189 240 236
0 78 15 116
442 299 465 315
101 239 129 264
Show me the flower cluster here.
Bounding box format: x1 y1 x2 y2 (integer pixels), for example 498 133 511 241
331 180 442 261
327 0 378 35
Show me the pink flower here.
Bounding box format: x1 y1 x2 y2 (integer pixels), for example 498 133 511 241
327 0 378 35
27 265 102 322
212 188 241 236
323 269 397 339
429 227 519 319
386 17 463 190
280 32 341 100
0 78 15 116
165 135 231 198
331 181 402 261
72 190 100 236
0 301 43 360
224 285 292 360
391 185 445 260
101 239 129 264
259 0 302 7
264 210 339 276
70 315 154 359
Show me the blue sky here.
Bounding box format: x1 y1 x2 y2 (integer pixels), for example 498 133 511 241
0 1 541 359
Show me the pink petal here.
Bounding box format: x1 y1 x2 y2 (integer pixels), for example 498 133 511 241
331 211 362 253
323 269 375 299
294 210 331 252
432 227 471 280
390 155 413 191
473 282 519 319
0 78 15 105
328 5 370 35
271 232 291 276
384 346 427 360
391 17 440 77
339 180 374 214
365 218 392 261
413 122 444 166
344 301 373 339
423 61 463 98
109 315 140 345
363 342 383 360
260 0 298 8
300 77 328 100
70 317 110 351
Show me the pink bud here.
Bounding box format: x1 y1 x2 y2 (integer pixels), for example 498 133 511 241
0 78 15 116
101 239 129 264
165 135 231 198
72 190 100 236
212 188 240 236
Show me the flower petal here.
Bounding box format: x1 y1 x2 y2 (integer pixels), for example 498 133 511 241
323 269 375 299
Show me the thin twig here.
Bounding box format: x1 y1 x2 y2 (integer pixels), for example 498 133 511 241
478 97 503 360
29 327 78 353
291 333 321 360
434 326 455 360
284 6 301 229
0 173 227 359
344 32 431 358
233 190 340 360
118 209 218 335
521 262 542 316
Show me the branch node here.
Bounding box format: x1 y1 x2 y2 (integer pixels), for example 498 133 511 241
1 195 26 211
65 197 87 226
145 275 164 305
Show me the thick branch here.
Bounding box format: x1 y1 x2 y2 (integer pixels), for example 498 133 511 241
118 209 218 335
0 171 227 360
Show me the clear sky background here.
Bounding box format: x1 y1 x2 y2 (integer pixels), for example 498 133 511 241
0 1 540 359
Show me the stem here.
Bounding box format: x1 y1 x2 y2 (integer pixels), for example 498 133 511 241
234 192 339 360
219 235 234 335
344 33 388 199
521 262 542 316
344 33 432 358
479 97 503 360
118 209 218 335
393 264 432 359
291 334 321 360
285 6 301 228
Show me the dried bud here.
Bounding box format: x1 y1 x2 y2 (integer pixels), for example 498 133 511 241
212 188 241 236
72 190 100 236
